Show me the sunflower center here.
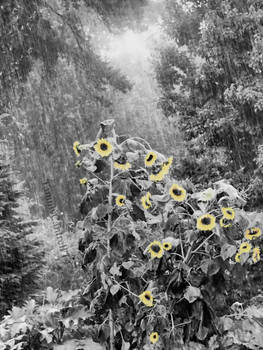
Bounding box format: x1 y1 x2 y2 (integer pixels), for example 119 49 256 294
153 335 157 339
151 244 161 253
147 154 153 162
164 244 169 248
201 217 211 225
145 294 151 300
100 143 108 151
172 188 182 196
152 165 162 174
119 198 124 203
226 210 232 215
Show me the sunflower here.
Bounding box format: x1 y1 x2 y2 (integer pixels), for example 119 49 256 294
114 161 131 171
150 169 166 182
150 332 159 344
244 227 261 240
73 141 81 157
94 138 113 157
235 252 241 263
239 242 252 253
145 151 157 167
222 207 235 220
197 213 216 231
169 184 186 202
79 177 87 185
148 240 164 259
163 241 172 251
116 195 125 207
162 156 173 175
75 160 82 168
252 247 260 263
139 290 154 307
141 192 152 210
220 217 232 228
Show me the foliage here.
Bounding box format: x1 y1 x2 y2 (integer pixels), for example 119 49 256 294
0 150 44 318
73 120 263 349
156 0 263 187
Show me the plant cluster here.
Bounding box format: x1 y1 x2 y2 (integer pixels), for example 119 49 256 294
72 120 263 349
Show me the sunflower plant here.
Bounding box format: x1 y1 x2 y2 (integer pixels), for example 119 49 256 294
72 119 263 350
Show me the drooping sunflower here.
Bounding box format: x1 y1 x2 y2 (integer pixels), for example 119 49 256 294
220 217 232 228
162 156 173 175
169 184 186 202
150 168 166 182
148 240 164 259
94 138 113 157
235 252 241 263
145 151 157 167
163 241 172 251
139 290 154 307
239 242 252 253
75 160 82 168
197 213 216 231
141 192 152 210
149 332 159 344
79 177 87 185
221 207 235 220
114 161 131 171
73 141 81 157
244 227 261 240
116 195 125 207
252 247 260 263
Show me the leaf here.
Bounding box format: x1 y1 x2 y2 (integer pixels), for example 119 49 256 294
184 286 201 303
221 243 237 260
122 261 134 269
109 263 122 276
110 284 120 296
207 260 220 276
96 204 110 220
121 340 130 350
46 286 58 304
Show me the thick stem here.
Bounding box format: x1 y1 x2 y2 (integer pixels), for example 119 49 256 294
107 155 114 350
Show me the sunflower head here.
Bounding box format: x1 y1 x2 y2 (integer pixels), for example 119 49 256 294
79 177 88 185
235 252 241 263
150 168 166 182
148 240 163 259
139 290 154 307
220 217 232 228
94 138 113 157
73 141 81 157
252 247 260 263
222 207 235 220
162 156 173 175
239 242 252 253
169 184 186 202
197 214 216 231
116 195 125 207
145 151 157 167
141 192 152 210
244 227 261 240
163 241 172 251
150 332 159 344
75 160 82 168
114 161 131 171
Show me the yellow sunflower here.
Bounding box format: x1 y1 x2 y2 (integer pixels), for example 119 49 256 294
79 177 87 185
221 207 235 220
116 195 125 207
145 151 157 167
139 290 154 307
148 240 164 259
73 141 81 157
169 184 186 202
197 213 216 231
252 247 260 263
141 192 152 210
94 138 113 157
75 160 82 168
150 168 166 182
114 161 131 171
162 156 173 175
244 227 261 240
239 242 252 253
235 252 241 263
163 241 172 251
150 332 159 344
220 217 232 228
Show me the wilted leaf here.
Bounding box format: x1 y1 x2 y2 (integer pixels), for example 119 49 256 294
221 243 237 260
184 286 201 303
